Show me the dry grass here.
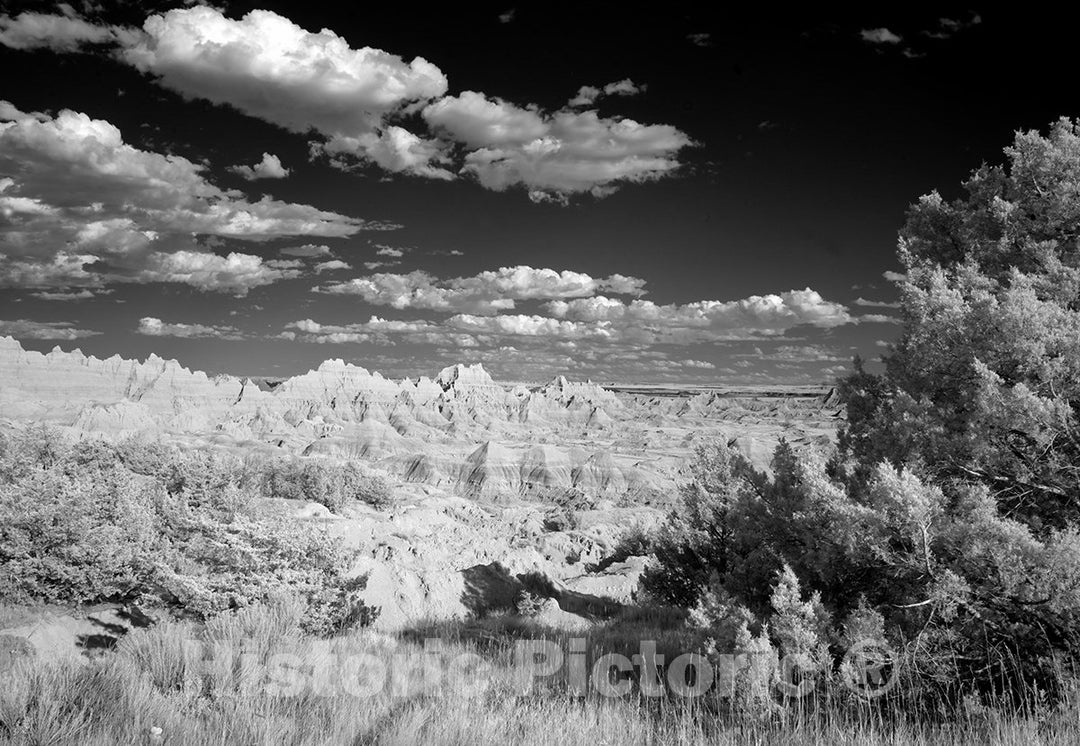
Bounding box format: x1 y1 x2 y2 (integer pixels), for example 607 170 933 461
1 605 1078 745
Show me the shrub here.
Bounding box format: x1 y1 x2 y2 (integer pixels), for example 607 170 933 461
0 429 378 634
542 508 579 533
0 459 161 604
515 591 548 618
259 456 394 512
344 465 394 510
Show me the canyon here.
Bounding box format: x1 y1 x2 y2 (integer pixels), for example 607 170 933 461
0 336 843 633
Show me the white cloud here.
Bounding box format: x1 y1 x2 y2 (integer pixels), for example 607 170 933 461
137 316 242 339
0 252 101 289
853 297 900 308
120 7 451 179
687 33 712 47
0 10 137 51
1 7 694 201
284 316 442 344
883 270 906 282
499 9 516 24
0 102 368 291
0 318 100 339
291 285 853 350
544 289 853 341
124 7 447 138
315 259 351 273
375 245 406 258
30 288 104 301
228 152 290 180
267 258 305 270
319 127 454 180
567 86 601 108
759 345 847 363
860 28 902 44
568 79 646 107
925 14 982 39
139 251 298 296
858 313 901 324
316 266 648 313
424 92 692 198
447 313 609 339
281 243 332 258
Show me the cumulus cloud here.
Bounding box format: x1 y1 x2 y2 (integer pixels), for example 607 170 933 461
0 7 694 200
281 281 856 381
423 92 692 198
544 289 852 340
447 313 609 339
290 285 852 351
757 345 848 363
0 318 100 340
315 259 351 273
0 101 368 292
0 9 137 51
853 297 900 308
137 316 242 339
318 127 455 180
228 152 290 180
124 8 447 136
375 245 406 258
0 252 102 289
860 28 903 44
138 251 297 296
29 289 93 301
924 13 981 39
687 33 712 47
267 259 305 270
316 266 648 314
499 9 516 24
284 316 443 344
280 244 332 258
568 79 646 107
121 7 452 179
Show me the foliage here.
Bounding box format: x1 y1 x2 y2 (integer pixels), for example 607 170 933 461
840 117 1080 528
258 455 395 512
5 608 1080 745
0 429 377 634
643 119 1080 709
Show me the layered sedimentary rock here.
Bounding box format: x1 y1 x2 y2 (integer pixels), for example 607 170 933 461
0 337 841 500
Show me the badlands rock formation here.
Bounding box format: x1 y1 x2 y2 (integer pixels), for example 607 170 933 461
0 337 841 500
0 336 842 632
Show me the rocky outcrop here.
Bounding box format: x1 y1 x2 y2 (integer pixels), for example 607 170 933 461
0 336 840 494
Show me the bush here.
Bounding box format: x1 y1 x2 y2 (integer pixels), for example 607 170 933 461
345 466 394 510
542 508 579 533
643 122 1080 709
0 458 161 604
0 429 377 634
259 456 394 512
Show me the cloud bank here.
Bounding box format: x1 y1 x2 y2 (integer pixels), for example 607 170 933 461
0 101 371 294
0 7 693 201
316 266 648 314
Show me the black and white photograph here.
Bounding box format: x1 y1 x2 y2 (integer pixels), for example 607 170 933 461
1 3 1079 743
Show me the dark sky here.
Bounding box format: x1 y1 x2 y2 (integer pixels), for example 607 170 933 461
0 2 1074 382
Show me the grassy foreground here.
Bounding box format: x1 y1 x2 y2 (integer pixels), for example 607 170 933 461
2 603 1078 746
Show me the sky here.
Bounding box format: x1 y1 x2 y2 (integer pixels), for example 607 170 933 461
0 2 1073 383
